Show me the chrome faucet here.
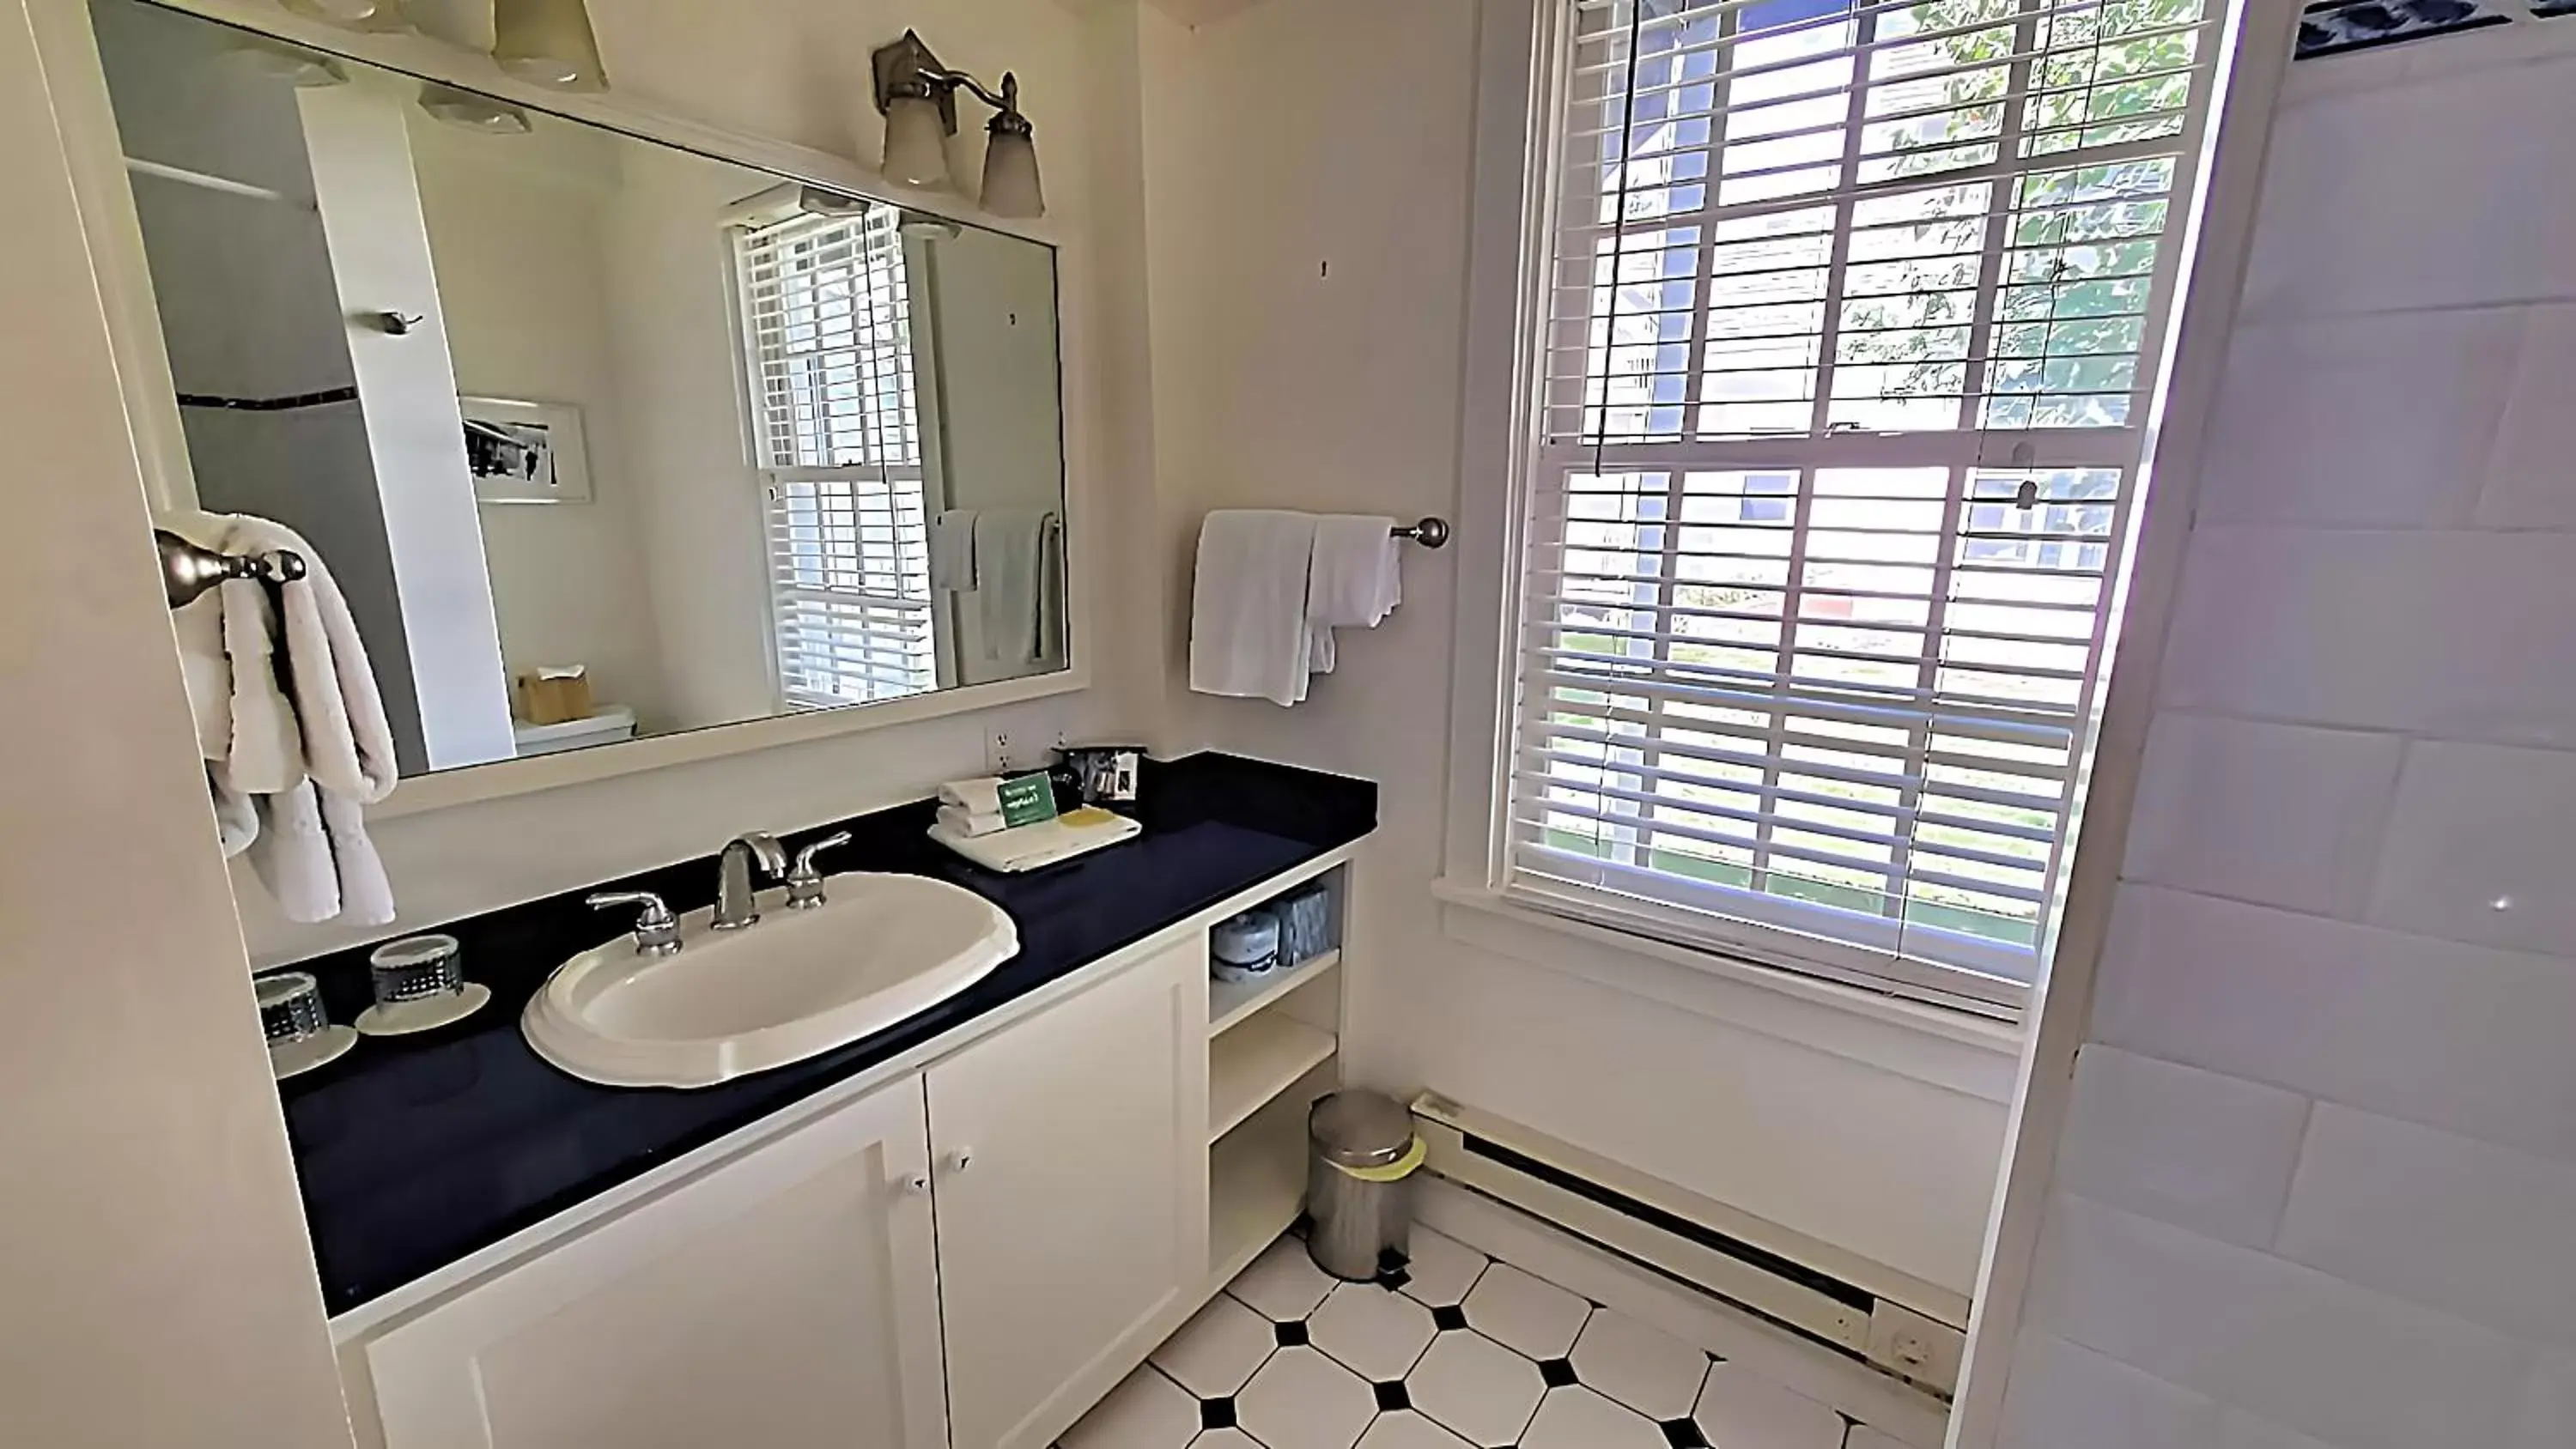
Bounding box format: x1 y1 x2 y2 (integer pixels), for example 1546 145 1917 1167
712 833 788 931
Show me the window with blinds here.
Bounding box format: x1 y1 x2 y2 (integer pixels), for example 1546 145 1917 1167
733 203 939 708
1504 0 2224 1012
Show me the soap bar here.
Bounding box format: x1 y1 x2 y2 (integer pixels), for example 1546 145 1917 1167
997 772 1060 828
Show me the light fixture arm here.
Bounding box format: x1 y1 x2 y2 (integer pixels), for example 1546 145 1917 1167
871 30 1031 137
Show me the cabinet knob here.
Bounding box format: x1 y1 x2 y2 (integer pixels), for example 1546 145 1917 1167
899 1172 931 1196
943 1150 974 1177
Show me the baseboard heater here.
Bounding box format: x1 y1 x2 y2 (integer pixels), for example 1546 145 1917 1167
1408 1093 1967 1397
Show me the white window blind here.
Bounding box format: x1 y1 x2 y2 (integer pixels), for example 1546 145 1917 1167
734 203 939 708
1505 0 2223 1012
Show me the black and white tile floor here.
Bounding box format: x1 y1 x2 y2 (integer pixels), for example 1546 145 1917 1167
1060 1229 1915 1449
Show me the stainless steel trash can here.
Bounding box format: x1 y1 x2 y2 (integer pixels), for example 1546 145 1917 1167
1306 1091 1425 1281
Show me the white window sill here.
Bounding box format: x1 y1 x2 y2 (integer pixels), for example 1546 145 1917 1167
1431 877 2027 1106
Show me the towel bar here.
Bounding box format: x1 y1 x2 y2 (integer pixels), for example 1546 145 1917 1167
155 529 307 609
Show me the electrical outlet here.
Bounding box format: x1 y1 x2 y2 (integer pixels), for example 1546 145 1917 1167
986 725 1017 776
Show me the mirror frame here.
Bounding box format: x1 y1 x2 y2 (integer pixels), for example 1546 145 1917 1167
42 0 1093 819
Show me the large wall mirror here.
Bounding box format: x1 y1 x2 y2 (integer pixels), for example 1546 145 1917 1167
96 0 1070 780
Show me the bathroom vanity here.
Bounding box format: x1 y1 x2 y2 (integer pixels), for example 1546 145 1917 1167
280 755 1370 1449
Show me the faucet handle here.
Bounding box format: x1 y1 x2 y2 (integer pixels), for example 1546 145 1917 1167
588 891 682 958
787 832 854 910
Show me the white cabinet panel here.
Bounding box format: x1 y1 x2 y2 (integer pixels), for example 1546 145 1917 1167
929 937 1211 1449
361 1075 946 1449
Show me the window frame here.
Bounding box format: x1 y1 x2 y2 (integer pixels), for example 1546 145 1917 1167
729 202 944 712
1449 0 2231 1021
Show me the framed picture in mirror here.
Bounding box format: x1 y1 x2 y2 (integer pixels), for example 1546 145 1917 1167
464 397 592 505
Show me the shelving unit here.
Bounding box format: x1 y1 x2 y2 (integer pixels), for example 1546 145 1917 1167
1199 864 1348 1279
1210 949 1340 1039
1208 1013 1335 1143
1209 1094 1308 1282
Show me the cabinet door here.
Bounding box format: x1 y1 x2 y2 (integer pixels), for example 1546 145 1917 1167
361 1074 946 1449
928 937 1210 1449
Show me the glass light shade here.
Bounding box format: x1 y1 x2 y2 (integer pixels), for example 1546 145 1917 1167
980 128 1044 219
881 94 953 191
418 83 533 135
494 0 608 90
281 0 383 21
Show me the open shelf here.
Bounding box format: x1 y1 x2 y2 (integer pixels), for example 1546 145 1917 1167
1210 1100 1307 1280
1208 1013 1335 1143
1209 949 1340 1040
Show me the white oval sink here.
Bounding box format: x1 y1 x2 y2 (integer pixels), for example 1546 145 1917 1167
524 872 1018 1088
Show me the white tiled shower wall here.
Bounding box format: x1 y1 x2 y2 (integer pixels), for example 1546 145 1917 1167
2002 25 2576 1449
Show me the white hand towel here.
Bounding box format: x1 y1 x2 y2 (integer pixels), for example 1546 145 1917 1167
223 513 398 804
930 509 979 592
939 776 1005 814
973 510 1052 664
935 803 1009 839
1305 513 1401 675
247 779 338 925
1188 510 1320 707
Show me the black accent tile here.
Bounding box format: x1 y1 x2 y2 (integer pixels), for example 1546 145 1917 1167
1200 1397 1236 1431
1378 1246 1410 1275
1374 1265 1413 1292
1374 1380 1411 1413
1662 1420 1710 1449
1432 1304 1470 1332
1274 1320 1309 1348
1539 1357 1579 1389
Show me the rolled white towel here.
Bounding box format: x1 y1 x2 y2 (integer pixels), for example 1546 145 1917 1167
939 776 1005 815
935 804 1008 839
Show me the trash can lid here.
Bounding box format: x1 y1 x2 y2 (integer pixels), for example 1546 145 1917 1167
1310 1090 1415 1168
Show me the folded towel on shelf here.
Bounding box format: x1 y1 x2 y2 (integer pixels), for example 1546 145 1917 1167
939 776 1005 815
1305 513 1402 675
935 803 1009 839
1188 510 1320 706
930 509 978 592
161 508 400 924
972 510 1056 666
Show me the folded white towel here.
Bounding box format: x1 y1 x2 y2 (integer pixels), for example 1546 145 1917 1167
930 509 978 592
225 513 397 803
1188 510 1320 707
939 776 1005 815
1305 513 1401 675
935 803 1008 839
973 510 1054 665
161 509 400 921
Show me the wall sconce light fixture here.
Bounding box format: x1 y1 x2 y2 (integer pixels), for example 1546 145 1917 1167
869 29 1044 220
493 0 609 90
279 0 413 33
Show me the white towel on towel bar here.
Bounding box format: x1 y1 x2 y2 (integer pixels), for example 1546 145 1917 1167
1188 510 1319 706
972 510 1056 666
163 508 400 925
930 509 978 592
1305 513 1401 676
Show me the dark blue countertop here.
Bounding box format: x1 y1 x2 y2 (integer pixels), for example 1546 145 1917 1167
277 753 1374 1316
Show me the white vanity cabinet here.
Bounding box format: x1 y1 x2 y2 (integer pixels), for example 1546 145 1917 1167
341 932 1217 1449
928 934 1209 1449
356 1071 950 1449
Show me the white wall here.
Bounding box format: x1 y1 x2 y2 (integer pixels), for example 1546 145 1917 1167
1996 26 2576 1449
234 0 1161 966
1138 0 2014 1297
412 108 676 729
0 0 351 1438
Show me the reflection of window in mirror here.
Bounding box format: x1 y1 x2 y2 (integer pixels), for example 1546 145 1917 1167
730 202 939 710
